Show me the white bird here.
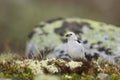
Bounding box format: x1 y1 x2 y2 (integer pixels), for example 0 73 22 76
65 31 85 60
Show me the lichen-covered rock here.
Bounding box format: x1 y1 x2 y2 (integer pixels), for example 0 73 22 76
28 17 120 51
26 17 120 66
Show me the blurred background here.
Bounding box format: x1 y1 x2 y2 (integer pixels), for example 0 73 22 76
0 0 120 54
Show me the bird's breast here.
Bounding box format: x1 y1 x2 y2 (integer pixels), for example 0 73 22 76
67 41 85 59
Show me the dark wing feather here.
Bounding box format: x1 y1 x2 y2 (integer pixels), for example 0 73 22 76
77 39 81 43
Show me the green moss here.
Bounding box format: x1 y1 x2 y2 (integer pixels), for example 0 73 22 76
111 74 120 80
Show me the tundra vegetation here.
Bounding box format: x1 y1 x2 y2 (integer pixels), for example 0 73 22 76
0 18 120 80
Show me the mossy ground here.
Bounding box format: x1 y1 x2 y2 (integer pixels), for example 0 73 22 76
0 53 120 80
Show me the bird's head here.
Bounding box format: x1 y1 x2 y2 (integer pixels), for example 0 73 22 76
65 31 78 41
